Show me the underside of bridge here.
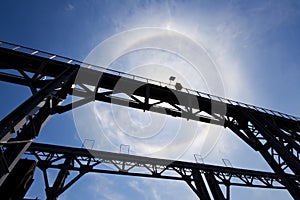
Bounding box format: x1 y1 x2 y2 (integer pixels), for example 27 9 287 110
0 41 299 199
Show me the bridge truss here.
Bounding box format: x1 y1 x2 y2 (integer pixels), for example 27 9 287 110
24 142 297 200
0 41 299 199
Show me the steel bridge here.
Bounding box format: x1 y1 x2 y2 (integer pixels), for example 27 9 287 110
0 41 299 199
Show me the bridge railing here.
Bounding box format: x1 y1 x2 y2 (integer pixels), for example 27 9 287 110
1 41 299 121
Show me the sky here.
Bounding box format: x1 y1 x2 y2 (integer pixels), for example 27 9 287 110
0 0 300 199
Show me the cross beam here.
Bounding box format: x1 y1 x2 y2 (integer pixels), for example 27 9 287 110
0 41 299 198
25 142 299 200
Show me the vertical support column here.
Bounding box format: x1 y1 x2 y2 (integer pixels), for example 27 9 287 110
204 172 225 200
37 157 85 200
225 184 230 200
145 84 150 107
191 169 211 200
46 158 72 200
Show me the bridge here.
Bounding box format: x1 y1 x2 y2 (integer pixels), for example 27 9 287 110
0 41 299 199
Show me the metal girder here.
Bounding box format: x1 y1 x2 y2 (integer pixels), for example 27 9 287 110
0 42 300 198
189 169 211 200
0 45 298 126
25 142 299 199
0 62 79 186
43 158 73 200
0 45 299 131
224 110 300 198
204 172 226 200
0 159 36 199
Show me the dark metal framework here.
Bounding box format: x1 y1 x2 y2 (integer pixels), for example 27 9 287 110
0 41 299 199
26 142 298 200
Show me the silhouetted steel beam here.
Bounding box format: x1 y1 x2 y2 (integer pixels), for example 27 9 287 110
0 159 36 199
0 46 299 128
205 172 225 200
25 142 300 199
0 42 299 198
0 64 79 186
189 169 211 199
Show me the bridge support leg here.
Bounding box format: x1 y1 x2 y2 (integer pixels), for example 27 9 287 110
38 157 85 200
185 169 211 200
43 158 72 200
0 66 78 186
204 172 225 200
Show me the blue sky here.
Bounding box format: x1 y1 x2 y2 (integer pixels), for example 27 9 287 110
1 1 300 199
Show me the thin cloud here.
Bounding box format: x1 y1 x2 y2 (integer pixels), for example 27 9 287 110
71 1 296 199
65 3 75 12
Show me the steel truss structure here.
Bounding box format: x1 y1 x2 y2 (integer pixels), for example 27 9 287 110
0 41 299 199
25 142 298 200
